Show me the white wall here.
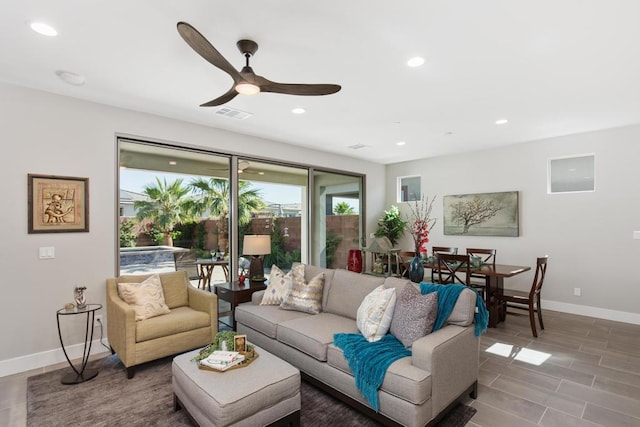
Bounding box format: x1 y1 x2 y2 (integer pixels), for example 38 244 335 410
0 82 385 376
386 126 640 323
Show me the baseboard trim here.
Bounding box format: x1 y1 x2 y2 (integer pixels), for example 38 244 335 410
542 299 640 325
0 338 110 378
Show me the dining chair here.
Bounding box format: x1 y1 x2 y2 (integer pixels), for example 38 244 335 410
495 256 548 337
437 253 471 286
430 246 458 282
173 250 202 287
465 248 497 299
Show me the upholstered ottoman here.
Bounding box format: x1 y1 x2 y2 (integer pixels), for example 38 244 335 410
172 346 301 427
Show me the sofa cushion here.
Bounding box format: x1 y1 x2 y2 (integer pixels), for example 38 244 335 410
136 306 210 342
446 287 477 326
117 274 170 321
324 270 385 320
356 285 397 342
261 264 302 305
390 283 438 348
235 304 312 338
116 270 189 309
326 344 431 406
279 271 325 314
277 313 358 361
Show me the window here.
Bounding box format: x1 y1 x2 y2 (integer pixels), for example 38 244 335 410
397 175 421 202
548 154 595 194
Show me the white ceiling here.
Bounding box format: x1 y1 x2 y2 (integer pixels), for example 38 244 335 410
2 1 640 164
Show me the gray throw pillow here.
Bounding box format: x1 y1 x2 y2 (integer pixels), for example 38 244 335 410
390 283 438 348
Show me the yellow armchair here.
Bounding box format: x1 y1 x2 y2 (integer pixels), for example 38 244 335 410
106 270 217 378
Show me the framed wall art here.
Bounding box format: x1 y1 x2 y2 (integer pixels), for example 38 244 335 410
443 191 519 237
28 174 89 233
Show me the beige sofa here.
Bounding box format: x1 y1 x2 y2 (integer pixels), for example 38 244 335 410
235 266 479 427
106 270 217 378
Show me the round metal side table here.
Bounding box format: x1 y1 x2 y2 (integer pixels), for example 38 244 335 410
56 303 102 385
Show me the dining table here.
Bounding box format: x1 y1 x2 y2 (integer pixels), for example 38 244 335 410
196 258 230 291
424 260 531 327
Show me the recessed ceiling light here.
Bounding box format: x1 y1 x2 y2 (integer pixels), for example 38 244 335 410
169 161 177 166
291 107 306 114
30 22 57 37
407 57 425 67
258 172 265 175
495 118 509 125
55 70 85 86
396 141 406 146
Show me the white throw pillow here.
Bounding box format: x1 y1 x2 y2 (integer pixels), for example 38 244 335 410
356 285 397 342
117 274 170 321
261 264 302 305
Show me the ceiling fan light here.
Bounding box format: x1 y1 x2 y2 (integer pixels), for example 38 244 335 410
235 83 260 95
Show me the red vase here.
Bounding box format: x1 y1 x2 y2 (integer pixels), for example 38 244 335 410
347 249 363 273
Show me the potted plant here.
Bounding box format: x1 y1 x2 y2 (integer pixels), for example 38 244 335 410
374 205 407 247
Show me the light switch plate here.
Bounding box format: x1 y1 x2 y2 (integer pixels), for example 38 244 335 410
633 231 640 240
39 246 55 259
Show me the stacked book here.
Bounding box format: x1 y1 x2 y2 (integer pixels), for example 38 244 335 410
199 350 245 371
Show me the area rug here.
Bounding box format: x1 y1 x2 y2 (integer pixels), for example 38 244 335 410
27 354 476 426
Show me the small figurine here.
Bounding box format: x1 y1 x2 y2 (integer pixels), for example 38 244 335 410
74 286 87 309
238 271 246 285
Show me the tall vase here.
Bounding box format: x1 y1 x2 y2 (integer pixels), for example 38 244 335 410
347 249 363 273
408 251 424 283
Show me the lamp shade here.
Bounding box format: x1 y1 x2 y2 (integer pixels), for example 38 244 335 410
243 235 271 255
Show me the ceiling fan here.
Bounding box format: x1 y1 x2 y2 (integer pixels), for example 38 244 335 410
210 160 263 175
176 21 341 107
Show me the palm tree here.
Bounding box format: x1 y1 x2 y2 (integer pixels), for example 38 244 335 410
189 178 265 251
333 201 355 215
134 178 196 246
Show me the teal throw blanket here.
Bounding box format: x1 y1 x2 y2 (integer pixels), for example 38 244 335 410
419 282 488 336
333 333 410 412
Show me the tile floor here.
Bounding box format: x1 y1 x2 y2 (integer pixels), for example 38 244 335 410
2 309 640 426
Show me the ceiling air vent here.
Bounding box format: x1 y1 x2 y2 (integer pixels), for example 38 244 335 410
215 107 253 120
348 144 368 150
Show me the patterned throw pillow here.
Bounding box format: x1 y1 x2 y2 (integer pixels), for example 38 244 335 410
279 269 325 314
356 285 397 342
117 274 171 321
261 264 303 305
390 283 438 348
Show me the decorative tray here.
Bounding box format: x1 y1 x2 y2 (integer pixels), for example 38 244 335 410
196 349 259 373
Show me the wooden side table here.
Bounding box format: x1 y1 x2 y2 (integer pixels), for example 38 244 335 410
214 281 267 330
56 303 102 384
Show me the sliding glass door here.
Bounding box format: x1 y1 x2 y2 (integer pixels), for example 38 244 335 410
118 140 231 285
118 138 365 284
235 159 308 280
311 170 363 269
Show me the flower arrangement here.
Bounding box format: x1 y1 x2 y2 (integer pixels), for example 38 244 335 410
405 195 437 255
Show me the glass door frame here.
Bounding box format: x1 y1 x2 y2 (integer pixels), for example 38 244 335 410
116 135 365 279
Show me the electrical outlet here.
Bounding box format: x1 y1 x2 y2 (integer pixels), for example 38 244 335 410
573 288 581 297
94 314 103 328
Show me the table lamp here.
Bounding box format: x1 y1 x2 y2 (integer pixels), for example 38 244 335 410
243 235 271 282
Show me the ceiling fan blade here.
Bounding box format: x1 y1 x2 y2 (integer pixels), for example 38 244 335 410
177 22 241 82
200 87 238 107
256 76 341 96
